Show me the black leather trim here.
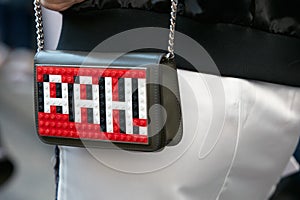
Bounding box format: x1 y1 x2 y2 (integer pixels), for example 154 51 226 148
59 8 300 87
34 50 164 67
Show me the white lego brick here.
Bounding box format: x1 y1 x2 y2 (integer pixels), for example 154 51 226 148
80 76 92 84
49 75 62 83
139 127 148 136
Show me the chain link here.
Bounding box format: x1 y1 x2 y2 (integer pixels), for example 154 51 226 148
165 0 178 60
34 0 44 52
33 0 178 58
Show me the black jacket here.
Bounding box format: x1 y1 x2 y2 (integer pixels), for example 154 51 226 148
69 0 300 38
59 0 300 87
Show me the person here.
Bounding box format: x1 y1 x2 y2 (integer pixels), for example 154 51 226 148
38 1 300 200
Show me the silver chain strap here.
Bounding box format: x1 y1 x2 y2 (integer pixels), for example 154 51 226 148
34 0 44 52
34 0 178 58
165 0 178 59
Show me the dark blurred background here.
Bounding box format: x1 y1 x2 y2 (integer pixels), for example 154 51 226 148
0 1 299 200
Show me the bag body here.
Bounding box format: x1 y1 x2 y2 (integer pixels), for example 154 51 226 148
34 50 182 151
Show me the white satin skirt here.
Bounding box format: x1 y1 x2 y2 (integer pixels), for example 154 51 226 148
57 69 300 200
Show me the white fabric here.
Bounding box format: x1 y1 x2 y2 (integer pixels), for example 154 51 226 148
282 157 299 177
42 7 62 50
57 70 300 200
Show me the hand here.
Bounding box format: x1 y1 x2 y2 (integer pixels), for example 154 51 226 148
40 0 85 11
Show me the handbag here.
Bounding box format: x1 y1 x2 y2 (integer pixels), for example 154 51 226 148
33 0 182 152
